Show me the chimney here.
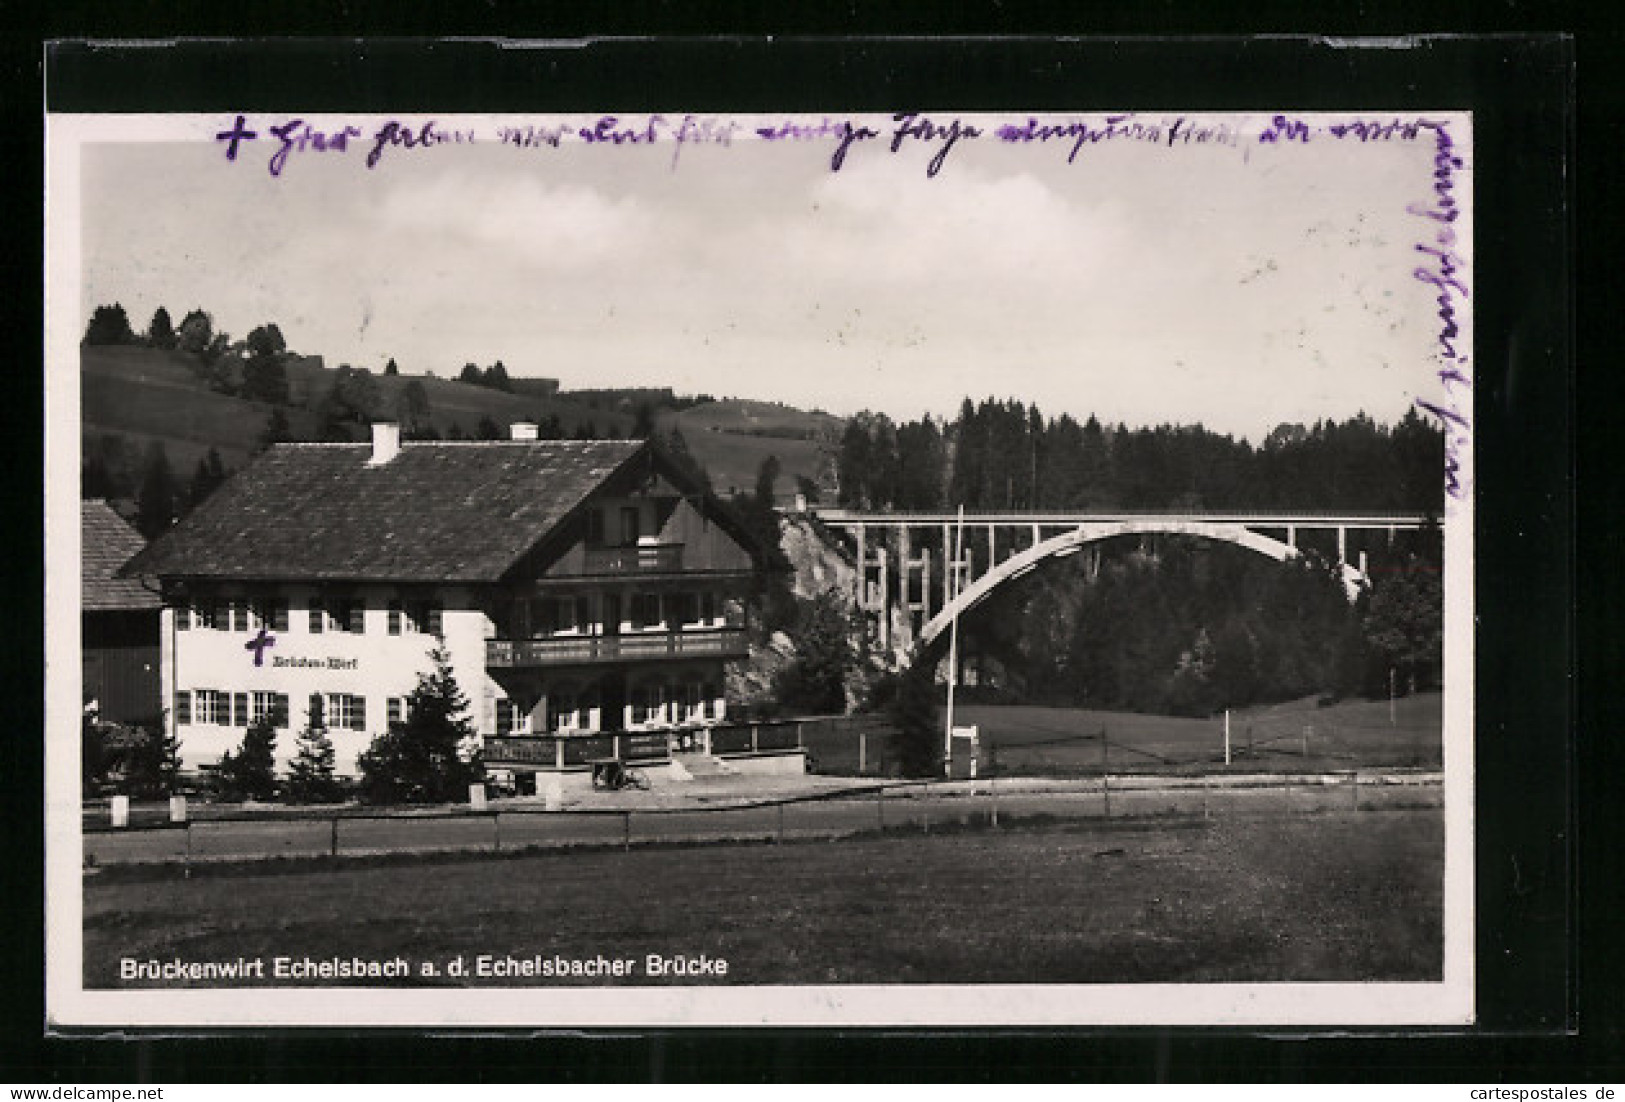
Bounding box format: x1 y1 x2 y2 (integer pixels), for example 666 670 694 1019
368 422 401 465
510 421 539 441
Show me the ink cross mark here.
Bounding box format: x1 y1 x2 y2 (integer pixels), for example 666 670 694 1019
245 627 276 667
216 115 258 162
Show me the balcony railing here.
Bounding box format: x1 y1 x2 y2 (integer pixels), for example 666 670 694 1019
581 543 684 574
485 628 748 668
482 721 808 769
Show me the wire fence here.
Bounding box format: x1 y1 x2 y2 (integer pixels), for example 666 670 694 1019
83 770 1442 871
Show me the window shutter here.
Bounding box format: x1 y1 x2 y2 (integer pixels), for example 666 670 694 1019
175 690 191 725
232 603 248 632
272 693 289 728
388 697 402 725
309 693 324 729
351 696 366 731
272 600 289 633
427 605 443 637
348 602 365 634
233 692 249 726
387 602 402 635
309 604 324 634
175 605 190 631
495 701 513 736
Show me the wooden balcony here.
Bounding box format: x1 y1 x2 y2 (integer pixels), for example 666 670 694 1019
581 543 684 574
485 627 748 669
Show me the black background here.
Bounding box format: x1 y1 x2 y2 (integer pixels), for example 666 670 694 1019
7 12 1602 1084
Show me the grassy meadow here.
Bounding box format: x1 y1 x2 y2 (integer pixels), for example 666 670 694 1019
86 807 1441 988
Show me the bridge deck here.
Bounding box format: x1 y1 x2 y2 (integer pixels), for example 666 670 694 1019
811 509 1433 526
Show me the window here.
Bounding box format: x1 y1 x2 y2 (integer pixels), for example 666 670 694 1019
194 689 227 725
309 600 324 634
232 692 249 726
387 601 402 636
619 506 641 546
682 683 705 723
495 699 533 736
250 691 289 727
387 697 404 725
631 593 663 630
249 597 289 633
175 690 192 724
671 592 700 627
174 604 190 631
324 693 366 731
404 599 443 638
548 691 578 733
631 684 666 726
231 601 251 632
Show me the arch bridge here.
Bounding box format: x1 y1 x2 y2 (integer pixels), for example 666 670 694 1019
808 509 1433 651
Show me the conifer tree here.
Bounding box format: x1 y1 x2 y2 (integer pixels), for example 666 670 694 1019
135 442 176 539
357 647 482 804
286 699 342 803
218 716 278 801
146 306 177 349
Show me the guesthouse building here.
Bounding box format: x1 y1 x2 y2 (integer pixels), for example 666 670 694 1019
120 423 771 790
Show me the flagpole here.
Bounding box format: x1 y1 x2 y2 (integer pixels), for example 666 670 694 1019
944 505 964 778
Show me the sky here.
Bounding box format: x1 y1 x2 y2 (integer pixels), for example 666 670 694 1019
72 111 1469 441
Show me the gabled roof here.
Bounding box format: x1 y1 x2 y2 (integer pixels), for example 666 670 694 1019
83 500 160 611
120 439 661 583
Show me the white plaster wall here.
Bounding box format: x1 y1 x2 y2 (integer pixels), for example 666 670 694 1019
170 583 491 775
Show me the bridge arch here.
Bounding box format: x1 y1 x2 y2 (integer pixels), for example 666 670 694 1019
917 519 1366 650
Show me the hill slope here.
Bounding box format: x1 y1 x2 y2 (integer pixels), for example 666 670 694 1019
79 346 836 503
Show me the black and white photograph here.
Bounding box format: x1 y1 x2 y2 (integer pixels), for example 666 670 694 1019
46 102 1474 1028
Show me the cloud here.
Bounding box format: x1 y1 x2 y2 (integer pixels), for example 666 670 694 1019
775 157 1131 292
370 171 660 268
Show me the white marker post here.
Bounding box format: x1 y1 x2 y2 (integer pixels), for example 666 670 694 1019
109 795 129 829
169 795 187 823
468 782 488 811
944 505 965 779
1224 709 1231 766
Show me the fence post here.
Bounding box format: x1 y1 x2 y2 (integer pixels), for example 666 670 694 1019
859 733 867 776
877 785 885 831
493 813 502 853
183 822 192 878
751 725 759 753
989 775 998 829
1102 773 1111 819
555 737 565 770
777 802 785 844
330 816 339 858
623 810 631 852
796 722 804 749
1351 770 1360 812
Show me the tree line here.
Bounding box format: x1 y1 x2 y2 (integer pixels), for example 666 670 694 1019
836 398 1446 515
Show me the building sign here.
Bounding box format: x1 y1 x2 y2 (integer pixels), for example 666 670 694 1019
270 656 361 671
